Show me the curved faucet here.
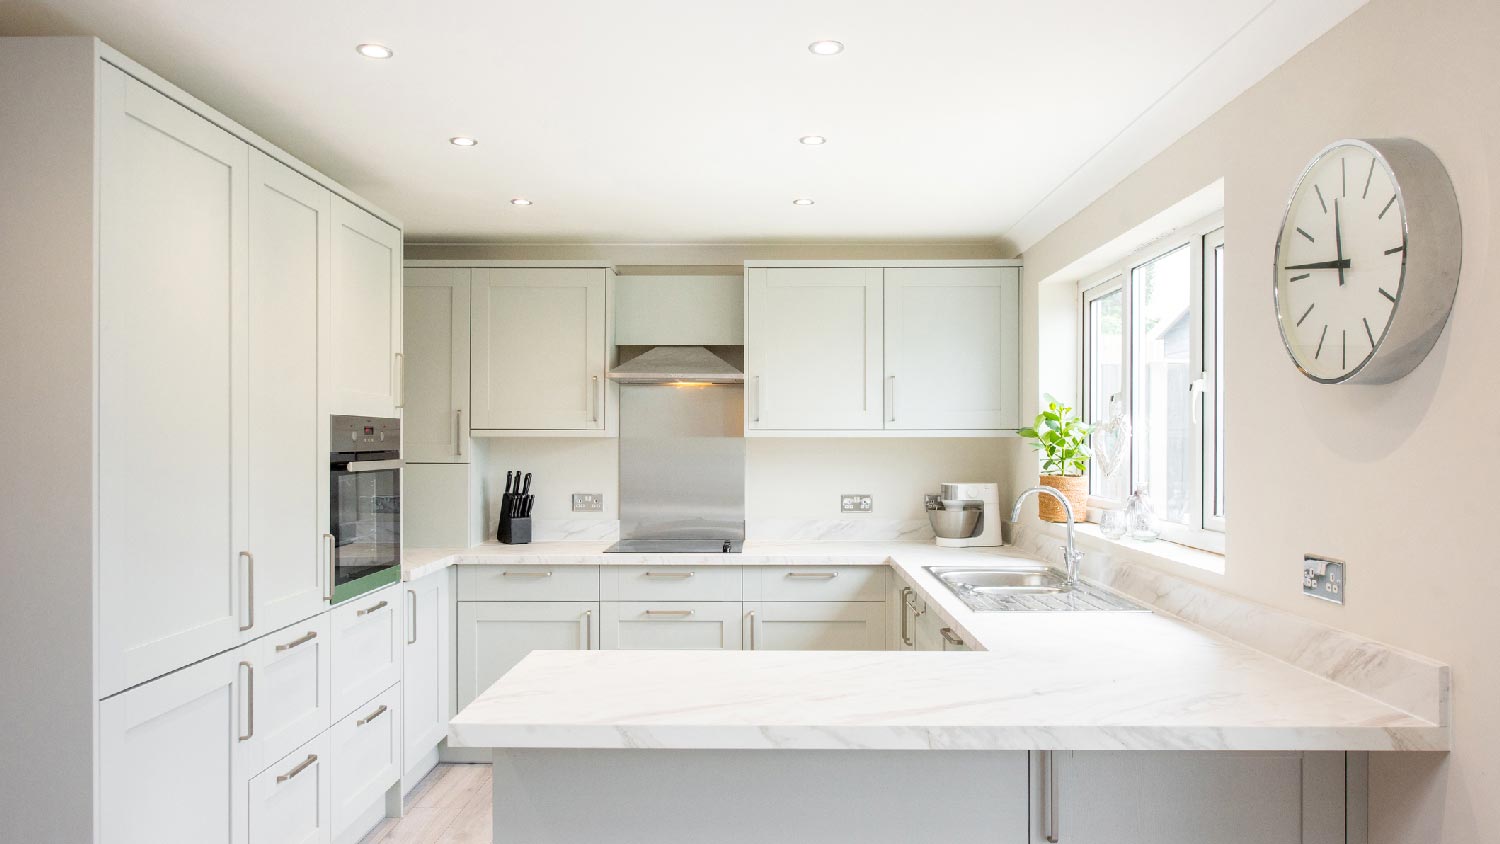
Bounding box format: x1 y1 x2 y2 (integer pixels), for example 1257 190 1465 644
1010 486 1084 585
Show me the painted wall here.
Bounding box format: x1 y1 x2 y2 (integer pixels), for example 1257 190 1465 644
1017 0 1497 840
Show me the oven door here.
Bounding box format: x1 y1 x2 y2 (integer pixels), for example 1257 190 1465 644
329 457 402 603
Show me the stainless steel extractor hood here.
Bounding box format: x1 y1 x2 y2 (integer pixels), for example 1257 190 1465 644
606 346 744 385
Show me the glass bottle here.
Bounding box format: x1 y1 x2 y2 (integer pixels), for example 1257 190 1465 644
1125 485 1159 541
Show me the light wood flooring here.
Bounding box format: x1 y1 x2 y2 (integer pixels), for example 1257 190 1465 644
359 764 493 844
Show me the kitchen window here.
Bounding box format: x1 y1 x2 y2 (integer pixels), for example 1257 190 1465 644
1080 214 1225 552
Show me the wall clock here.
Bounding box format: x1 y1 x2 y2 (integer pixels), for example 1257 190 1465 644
1273 138 1461 384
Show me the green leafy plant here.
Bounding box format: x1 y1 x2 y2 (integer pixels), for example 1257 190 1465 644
1018 395 1092 477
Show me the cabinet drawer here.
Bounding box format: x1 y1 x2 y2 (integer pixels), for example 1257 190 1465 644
748 565 889 602
245 613 332 775
330 685 401 838
458 564 599 601
247 732 333 844
601 565 741 601
601 602 743 650
331 587 402 721
746 601 888 651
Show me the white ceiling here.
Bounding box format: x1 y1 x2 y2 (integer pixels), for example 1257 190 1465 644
0 0 1365 248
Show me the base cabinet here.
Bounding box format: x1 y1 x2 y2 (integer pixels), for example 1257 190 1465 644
243 613 333 775
745 601 887 650
403 570 452 778
602 601 743 650
330 685 402 838
456 601 599 710
331 588 403 720
247 733 333 844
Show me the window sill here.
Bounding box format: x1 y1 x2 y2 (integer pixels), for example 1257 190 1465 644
1036 521 1226 575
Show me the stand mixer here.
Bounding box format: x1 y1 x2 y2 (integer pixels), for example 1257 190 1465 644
925 482 1001 547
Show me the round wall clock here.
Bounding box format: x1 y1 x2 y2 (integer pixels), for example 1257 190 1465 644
1272 138 1461 384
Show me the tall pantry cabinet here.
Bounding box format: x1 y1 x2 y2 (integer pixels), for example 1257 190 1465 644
0 39 404 844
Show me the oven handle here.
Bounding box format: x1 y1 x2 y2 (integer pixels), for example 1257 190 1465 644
343 459 404 473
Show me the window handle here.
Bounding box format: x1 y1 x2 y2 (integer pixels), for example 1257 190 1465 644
1188 375 1206 424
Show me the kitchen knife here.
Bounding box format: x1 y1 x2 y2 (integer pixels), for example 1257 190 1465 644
504 471 515 495
520 472 531 498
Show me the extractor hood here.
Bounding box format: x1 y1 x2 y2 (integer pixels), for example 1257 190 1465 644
606 345 744 384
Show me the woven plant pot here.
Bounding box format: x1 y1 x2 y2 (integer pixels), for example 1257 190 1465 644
1037 474 1088 523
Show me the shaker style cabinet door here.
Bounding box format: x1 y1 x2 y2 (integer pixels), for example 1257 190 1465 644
601 602 744 650
403 570 452 774
245 732 333 844
403 268 471 462
246 149 333 638
456 601 599 709
744 602 887 651
744 267 884 430
96 65 250 697
470 268 608 431
330 197 403 419
885 266 1019 430
242 613 333 776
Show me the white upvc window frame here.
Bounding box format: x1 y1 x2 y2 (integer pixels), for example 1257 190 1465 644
1078 211 1225 554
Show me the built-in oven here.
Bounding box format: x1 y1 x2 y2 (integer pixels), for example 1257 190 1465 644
328 415 402 604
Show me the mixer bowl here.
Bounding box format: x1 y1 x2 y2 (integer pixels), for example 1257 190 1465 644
928 508 981 539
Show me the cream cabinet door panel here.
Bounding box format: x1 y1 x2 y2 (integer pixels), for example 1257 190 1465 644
745 267 883 430
330 588 403 721
471 268 607 430
746 602 887 651
885 267 1019 430
331 198 402 418
403 268 471 462
403 571 451 768
244 613 333 775
329 685 401 838
246 733 333 844
97 66 249 696
246 149 332 638
456 601 598 710
601 601 744 650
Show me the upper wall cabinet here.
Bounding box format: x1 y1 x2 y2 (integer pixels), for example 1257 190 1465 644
744 263 1021 435
331 199 403 418
404 268 471 462
470 267 613 433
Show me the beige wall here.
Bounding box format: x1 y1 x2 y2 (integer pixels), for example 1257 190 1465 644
1018 0 1498 840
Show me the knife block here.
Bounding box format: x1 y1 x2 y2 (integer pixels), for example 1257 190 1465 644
498 513 531 545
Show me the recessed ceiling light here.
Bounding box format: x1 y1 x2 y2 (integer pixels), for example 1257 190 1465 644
807 40 844 56
792 198 816 206
510 198 533 206
449 136 479 147
355 43 394 59
798 135 827 146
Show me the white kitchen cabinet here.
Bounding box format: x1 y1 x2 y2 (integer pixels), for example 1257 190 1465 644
745 601 887 650
246 733 333 844
403 570 452 782
885 266 1020 430
330 588 403 721
246 149 333 639
329 684 402 839
602 601 744 650
331 197 403 419
96 65 250 696
744 267 883 430
243 614 333 775
456 601 599 709
403 268 471 462
470 267 610 431
1032 751 1346 844
99 648 247 844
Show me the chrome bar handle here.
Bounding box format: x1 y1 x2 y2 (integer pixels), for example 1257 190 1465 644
900 587 913 647
239 551 255 632
502 570 553 578
407 589 417 645
940 627 965 647
394 352 404 408
583 609 593 649
747 610 757 650
786 571 838 579
356 704 388 727
591 375 600 423
455 409 464 457
237 661 254 742
643 571 694 578
888 375 896 422
323 533 335 603
357 599 388 617
1043 750 1060 843
276 753 318 784
754 375 762 423
643 609 695 617
275 630 317 652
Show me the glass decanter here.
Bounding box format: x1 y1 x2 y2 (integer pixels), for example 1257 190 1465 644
1124 485 1159 542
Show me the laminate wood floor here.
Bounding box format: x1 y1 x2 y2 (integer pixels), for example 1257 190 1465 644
359 764 493 844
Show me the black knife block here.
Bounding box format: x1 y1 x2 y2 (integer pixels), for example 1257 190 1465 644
498 513 531 545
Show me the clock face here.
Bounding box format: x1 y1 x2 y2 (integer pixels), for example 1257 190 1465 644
1274 142 1408 382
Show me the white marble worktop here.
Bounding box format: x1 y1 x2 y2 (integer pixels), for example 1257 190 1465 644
426 540 1449 752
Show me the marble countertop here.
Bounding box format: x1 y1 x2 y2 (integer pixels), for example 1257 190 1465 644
425 540 1448 752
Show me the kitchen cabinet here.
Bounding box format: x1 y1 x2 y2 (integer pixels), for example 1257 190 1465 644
912 596 945 652
331 197 403 419
96 64 250 697
98 648 246 844
403 268 471 462
403 570 452 783
329 684 402 839
470 267 611 431
456 601 599 709
403 463 478 549
243 614 334 775
744 267 884 430
885 266 1019 430
602 601 744 650
330 587 403 721
246 733 333 844
744 601 887 650
246 148 333 638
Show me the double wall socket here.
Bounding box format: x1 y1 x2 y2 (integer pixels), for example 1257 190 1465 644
840 494 873 513
1302 554 1346 605
571 493 604 512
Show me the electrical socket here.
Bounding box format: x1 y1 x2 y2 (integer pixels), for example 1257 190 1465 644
1302 554 1346 605
840 494 873 513
571 493 603 513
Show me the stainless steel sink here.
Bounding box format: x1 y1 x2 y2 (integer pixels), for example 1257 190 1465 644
923 565 1148 612
930 566 1068 594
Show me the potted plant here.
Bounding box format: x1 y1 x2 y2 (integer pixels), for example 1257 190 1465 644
1017 395 1092 523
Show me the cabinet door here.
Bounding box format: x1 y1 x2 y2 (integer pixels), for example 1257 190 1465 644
246 149 332 638
1034 751 1345 844
403 571 451 772
246 733 333 844
456 601 598 709
471 268 607 430
331 588 403 721
912 601 944 652
885 266 1020 430
329 685 401 838
745 602 887 651
97 66 249 696
601 602 743 650
744 267 883 430
331 197 402 418
403 268 471 462
99 648 246 844
244 614 333 775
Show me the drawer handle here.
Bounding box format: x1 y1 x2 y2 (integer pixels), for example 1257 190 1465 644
356 704 389 727
356 599 389 617
276 754 318 784
501 571 553 578
940 627 965 647
642 571 694 578
785 571 838 579
643 609 695 617
275 630 318 652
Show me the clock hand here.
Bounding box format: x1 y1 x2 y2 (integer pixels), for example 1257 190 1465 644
1334 198 1347 287
1283 259 1352 271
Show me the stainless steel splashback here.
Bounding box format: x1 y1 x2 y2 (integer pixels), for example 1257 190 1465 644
618 383 745 542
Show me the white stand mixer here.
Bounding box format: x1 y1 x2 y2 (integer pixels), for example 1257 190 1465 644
927 482 1001 548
